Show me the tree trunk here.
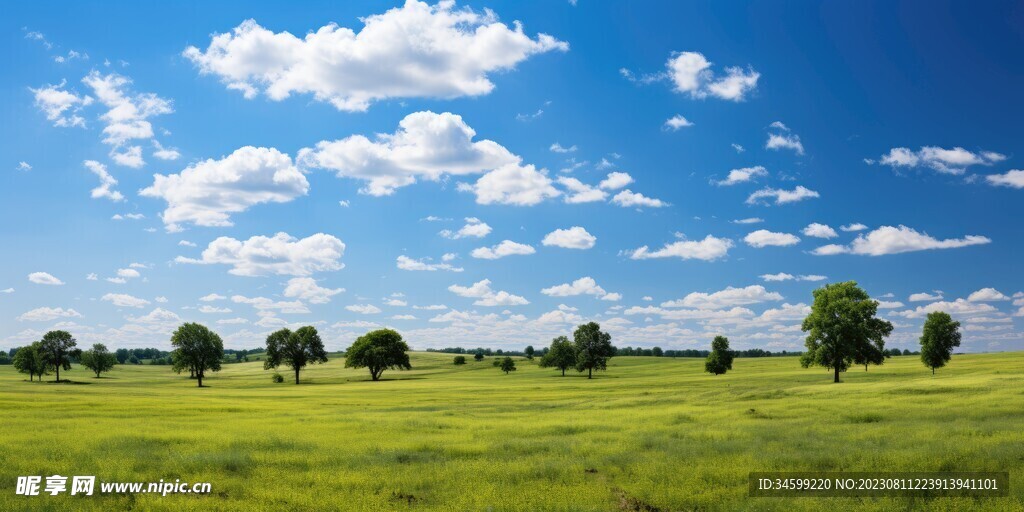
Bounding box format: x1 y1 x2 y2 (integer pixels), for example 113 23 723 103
865 363 868 371
588 367 592 379
833 366 840 383
197 371 203 387
561 368 565 376
295 368 300 385
55 365 60 382
932 367 935 375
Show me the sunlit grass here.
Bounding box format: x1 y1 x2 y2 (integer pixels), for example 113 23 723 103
1 351 1021 511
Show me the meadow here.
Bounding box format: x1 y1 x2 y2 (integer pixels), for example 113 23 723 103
1 351 1022 511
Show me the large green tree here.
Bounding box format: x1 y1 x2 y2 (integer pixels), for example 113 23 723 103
539 336 577 376
499 356 517 374
704 335 734 375
264 326 329 384
344 329 411 381
800 281 893 383
80 343 117 378
170 323 224 387
39 330 78 382
12 342 48 381
573 322 614 379
919 311 961 375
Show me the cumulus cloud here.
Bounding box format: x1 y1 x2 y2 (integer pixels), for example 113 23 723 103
872 146 1004 175
557 176 607 203
462 163 560 205
283 277 344 304
183 1 567 111
611 189 667 208
471 240 536 259
765 133 804 155
82 71 174 168
802 223 838 239
439 217 491 239
176 232 345 276
346 304 382 315
665 51 759 101
894 298 998 319
715 166 766 186
396 255 464 272
30 81 92 128
18 307 82 322
542 226 596 249
28 272 64 286
141 146 308 231
811 225 990 256
967 288 1009 302
200 293 227 302
986 170 1024 189
629 235 732 261
664 114 694 130
759 273 827 282
232 295 310 314
598 172 633 191
541 277 618 301
448 279 528 306
83 160 124 202
744 230 800 248
101 293 151 308
731 217 763 225
661 285 782 309
746 186 819 205
549 143 577 153
909 292 943 302
841 223 868 232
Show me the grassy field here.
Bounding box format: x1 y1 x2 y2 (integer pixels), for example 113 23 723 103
1 351 1022 511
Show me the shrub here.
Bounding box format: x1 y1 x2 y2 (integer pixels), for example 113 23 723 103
271 373 285 383
453 356 467 365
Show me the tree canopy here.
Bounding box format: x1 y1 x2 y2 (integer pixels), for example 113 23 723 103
539 336 577 376
12 342 48 382
573 322 615 379
499 356 517 374
264 326 329 384
800 281 893 383
39 330 78 382
80 343 117 378
170 322 224 387
345 329 411 381
704 335 734 375
919 311 961 374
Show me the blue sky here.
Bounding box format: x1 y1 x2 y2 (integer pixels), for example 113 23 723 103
3 0 1022 352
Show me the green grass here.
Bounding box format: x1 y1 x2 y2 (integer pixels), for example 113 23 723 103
1 352 1022 511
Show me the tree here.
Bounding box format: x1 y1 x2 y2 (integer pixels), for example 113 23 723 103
474 351 484 361
573 322 615 379
800 281 893 383
920 311 961 375
652 346 664 357
115 348 130 364
80 343 117 378
499 356 517 374
345 329 411 381
39 330 78 382
12 342 48 381
854 334 887 371
453 355 467 365
264 326 329 384
704 336 734 375
524 345 535 360
170 323 224 387
539 336 577 376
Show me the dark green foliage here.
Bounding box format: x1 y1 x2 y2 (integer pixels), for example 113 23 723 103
524 345 535 360
39 330 78 382
264 326 329 384
920 311 961 374
651 347 664 357
539 336 577 376
12 342 48 381
573 322 615 379
492 359 501 367
0 351 10 365
170 322 224 387
499 356 516 374
271 373 285 383
345 329 411 381
800 281 893 383
704 336 734 375
80 343 117 378
453 356 466 365
474 351 484 361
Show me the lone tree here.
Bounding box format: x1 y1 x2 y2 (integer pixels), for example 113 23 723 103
345 329 411 381
80 343 117 378
170 322 224 387
919 311 961 375
573 322 615 379
801 281 893 383
39 330 78 382
499 356 517 374
474 351 484 361
453 355 467 365
524 345 535 360
539 336 577 376
704 336 734 375
264 326 329 384
12 342 48 381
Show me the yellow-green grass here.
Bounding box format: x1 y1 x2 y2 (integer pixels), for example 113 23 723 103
1 352 1022 511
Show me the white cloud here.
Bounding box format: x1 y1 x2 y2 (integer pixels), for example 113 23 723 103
17 162 32 172
183 2 567 111
611 189 667 208
665 51 759 101
112 213 145 221
83 160 124 202
28 272 64 286
765 133 804 155
715 166 766 186
178 240 197 247
82 71 174 168
895 299 998 319
141 146 308 231
840 223 868 232
199 305 232 314
731 217 763 225
1 288 13 294
746 185 819 205
385 298 407 307
176 232 345 276
629 235 733 261
101 293 151 308
30 81 92 128
199 293 227 302
541 277 618 301
448 279 528 306
542 226 596 249
664 114 694 130
811 225 991 256
283 277 344 304
86 273 98 281
760 273 795 282
986 170 1024 189
18 307 82 322
471 240 536 259
549 142 577 153
464 164 560 206
662 285 782 309
155 296 168 303
876 301 905 309
801 223 838 239
346 304 382 315
439 217 491 239
599 172 634 190
557 176 608 203
232 295 310 314
744 230 800 248
967 288 1009 302
152 141 181 160
874 146 1004 175
910 292 943 302
396 255 464 272
218 318 249 325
